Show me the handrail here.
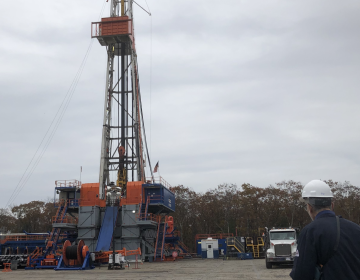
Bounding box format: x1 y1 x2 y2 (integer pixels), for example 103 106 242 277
235 237 245 252
55 180 81 188
145 176 173 190
177 240 190 253
52 216 78 224
144 196 150 217
1 235 49 244
257 237 264 246
147 195 164 203
246 237 254 245
195 233 234 241
94 247 141 262
226 237 245 253
54 199 79 208
136 213 157 222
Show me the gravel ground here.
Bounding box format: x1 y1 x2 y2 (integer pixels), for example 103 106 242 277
0 258 292 280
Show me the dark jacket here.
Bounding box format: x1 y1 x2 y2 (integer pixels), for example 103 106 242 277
290 210 360 280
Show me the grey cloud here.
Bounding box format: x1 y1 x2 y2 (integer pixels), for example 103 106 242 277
1 0 360 207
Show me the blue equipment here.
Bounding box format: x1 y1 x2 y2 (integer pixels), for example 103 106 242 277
54 240 94 271
95 206 118 252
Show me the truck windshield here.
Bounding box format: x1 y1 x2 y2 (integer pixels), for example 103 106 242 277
270 231 296 240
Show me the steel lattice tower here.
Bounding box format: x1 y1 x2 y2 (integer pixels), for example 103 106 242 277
91 0 153 200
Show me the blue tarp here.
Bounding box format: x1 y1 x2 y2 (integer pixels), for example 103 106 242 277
95 206 118 252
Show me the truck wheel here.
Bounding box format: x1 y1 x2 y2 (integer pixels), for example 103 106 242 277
266 258 272 269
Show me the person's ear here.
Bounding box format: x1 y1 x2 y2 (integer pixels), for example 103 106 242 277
307 204 314 214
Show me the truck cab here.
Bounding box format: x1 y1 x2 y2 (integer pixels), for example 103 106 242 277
264 227 298 269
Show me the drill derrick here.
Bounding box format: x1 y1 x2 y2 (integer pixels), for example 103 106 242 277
92 0 150 200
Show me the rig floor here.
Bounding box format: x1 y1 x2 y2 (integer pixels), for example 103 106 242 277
1 259 292 280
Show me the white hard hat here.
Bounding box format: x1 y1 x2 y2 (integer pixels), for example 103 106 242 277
300 180 333 205
302 180 333 198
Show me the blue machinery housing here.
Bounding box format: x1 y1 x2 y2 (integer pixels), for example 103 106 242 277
143 183 176 212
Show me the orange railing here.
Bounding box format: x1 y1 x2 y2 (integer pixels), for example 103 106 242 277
0 233 67 245
91 17 133 38
177 240 191 254
137 213 158 222
55 180 81 188
195 233 234 241
78 198 107 207
52 216 78 224
95 247 141 263
147 195 165 205
0 235 48 244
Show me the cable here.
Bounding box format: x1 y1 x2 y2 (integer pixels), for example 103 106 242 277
150 14 152 161
144 0 151 14
6 40 94 208
136 62 154 181
5 1 108 208
133 0 151 16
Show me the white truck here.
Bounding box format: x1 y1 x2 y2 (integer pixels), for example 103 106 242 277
264 227 298 269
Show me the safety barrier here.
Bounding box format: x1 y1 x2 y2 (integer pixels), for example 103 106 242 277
55 180 81 188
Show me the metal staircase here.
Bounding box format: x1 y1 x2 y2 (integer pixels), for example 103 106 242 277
227 237 245 253
27 200 69 269
144 196 150 218
177 240 190 253
137 196 151 221
154 216 167 261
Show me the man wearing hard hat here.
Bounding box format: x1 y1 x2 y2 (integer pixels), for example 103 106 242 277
290 180 360 280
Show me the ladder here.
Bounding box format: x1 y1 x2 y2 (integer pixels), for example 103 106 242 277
253 245 260 258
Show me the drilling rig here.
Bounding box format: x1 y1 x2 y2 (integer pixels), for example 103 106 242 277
73 0 176 260
93 0 152 200
19 0 184 269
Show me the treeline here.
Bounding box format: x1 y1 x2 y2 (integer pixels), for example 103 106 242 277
1 180 359 253
0 201 57 234
171 180 360 252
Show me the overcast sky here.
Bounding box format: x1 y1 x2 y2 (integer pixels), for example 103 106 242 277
1 0 360 207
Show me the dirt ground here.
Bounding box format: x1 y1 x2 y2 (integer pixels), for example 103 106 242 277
0 259 292 280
